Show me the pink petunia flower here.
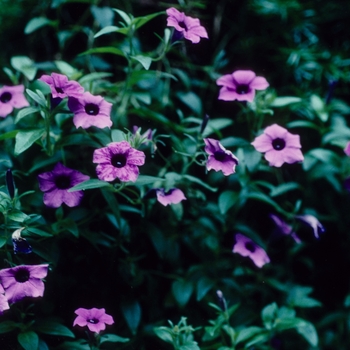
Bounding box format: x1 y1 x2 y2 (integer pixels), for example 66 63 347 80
156 188 187 206
93 141 145 182
73 307 114 333
0 284 10 314
166 7 208 44
204 138 239 176
216 70 269 102
0 85 29 118
251 124 304 167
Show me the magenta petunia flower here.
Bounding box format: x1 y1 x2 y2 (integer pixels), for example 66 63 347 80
270 214 301 243
0 284 10 314
204 138 239 176
73 307 114 333
344 141 350 156
68 92 113 129
38 162 90 208
216 70 269 102
166 7 208 44
93 141 145 182
156 188 187 206
0 264 48 303
296 215 325 239
232 234 270 268
0 85 29 118
39 73 84 99
251 124 304 167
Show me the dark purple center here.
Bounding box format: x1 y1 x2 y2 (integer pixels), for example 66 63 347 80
87 318 99 324
14 268 30 283
272 138 286 151
85 103 99 116
55 175 71 189
0 92 12 103
111 154 127 168
178 21 187 30
245 242 256 253
236 84 250 95
214 151 226 162
55 87 64 94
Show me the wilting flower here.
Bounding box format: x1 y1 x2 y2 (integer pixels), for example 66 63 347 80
296 215 325 239
73 308 114 333
68 92 113 129
39 73 84 99
216 70 269 102
233 233 270 268
251 124 304 167
344 141 350 156
0 264 49 303
0 85 29 118
204 138 239 176
12 227 32 254
270 214 301 243
0 285 9 314
93 141 145 182
38 162 90 208
156 188 186 206
166 7 208 44
133 126 153 142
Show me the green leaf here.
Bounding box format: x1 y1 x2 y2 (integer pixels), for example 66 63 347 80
68 179 114 192
11 56 37 80
203 118 233 137
7 209 29 222
15 106 40 124
35 320 75 338
296 320 318 346
100 334 129 344
242 147 261 172
0 237 6 248
78 72 113 84
0 130 19 141
287 285 322 308
18 331 39 350
235 326 265 345
246 191 286 215
269 182 301 197
218 190 237 215
271 96 302 107
25 227 52 237
177 91 202 115
14 129 45 155
261 302 278 330
287 120 321 130
113 8 132 25
179 343 200 350
94 25 129 38
121 300 141 335
183 174 217 192
0 321 19 334
131 55 152 70
79 46 126 57
310 94 328 122
26 89 46 107
131 175 164 186
25 17 51 34
154 327 173 344
172 279 194 307
55 60 81 79
132 11 164 30
196 277 215 301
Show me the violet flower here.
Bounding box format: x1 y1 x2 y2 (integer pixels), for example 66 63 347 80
133 126 153 143
39 73 84 99
232 233 270 268
344 141 350 156
204 138 239 176
296 215 325 239
93 141 145 182
0 264 49 303
12 227 32 254
38 162 90 208
251 124 304 167
166 7 208 44
270 214 301 243
68 92 113 129
73 307 114 333
0 284 9 314
216 70 269 102
156 188 187 206
0 85 29 118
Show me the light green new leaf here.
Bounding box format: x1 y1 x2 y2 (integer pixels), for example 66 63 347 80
11 56 37 80
271 96 302 107
94 25 129 38
25 17 51 34
131 55 152 70
14 129 45 155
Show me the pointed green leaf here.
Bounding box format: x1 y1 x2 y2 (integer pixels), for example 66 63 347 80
15 106 40 124
131 55 152 70
25 17 51 34
172 279 194 307
100 334 129 344
94 25 129 38
68 179 114 192
11 56 37 80
14 129 45 155
18 331 39 350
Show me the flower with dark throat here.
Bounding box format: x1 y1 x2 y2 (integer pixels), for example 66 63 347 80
156 188 187 206
216 70 269 102
232 233 270 268
0 264 49 303
204 138 239 176
166 7 208 44
251 124 304 167
0 85 29 118
68 92 113 129
270 214 301 243
296 215 325 239
73 308 114 333
93 141 145 182
39 73 84 99
0 284 10 314
38 162 90 208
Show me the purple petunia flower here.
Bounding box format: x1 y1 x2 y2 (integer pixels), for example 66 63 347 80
216 70 269 102
251 124 304 167
93 141 145 182
39 73 84 99
73 307 114 333
232 233 270 268
270 214 301 243
204 138 239 176
166 7 208 44
0 85 29 118
344 141 350 156
38 162 90 208
296 215 325 239
156 188 187 206
0 264 48 303
68 92 113 129
0 284 10 314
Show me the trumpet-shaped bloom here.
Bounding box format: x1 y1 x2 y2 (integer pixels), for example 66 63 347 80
93 141 145 182
73 308 114 333
204 138 239 176
166 7 208 44
0 284 9 314
156 188 187 206
251 124 304 167
216 70 269 102
270 214 301 243
68 92 113 129
0 85 29 118
296 215 325 239
38 163 90 208
233 234 270 268
0 265 48 303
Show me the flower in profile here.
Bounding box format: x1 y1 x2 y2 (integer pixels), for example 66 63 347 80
296 215 325 239
133 126 153 143
68 92 113 129
166 7 208 44
344 141 350 156
0 264 49 303
73 308 114 333
270 214 301 243
204 138 239 176
216 70 269 102
93 141 145 182
232 233 270 268
0 85 29 118
251 124 304 167
12 227 32 254
38 162 90 208
39 73 84 99
0 285 10 314
156 188 186 206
